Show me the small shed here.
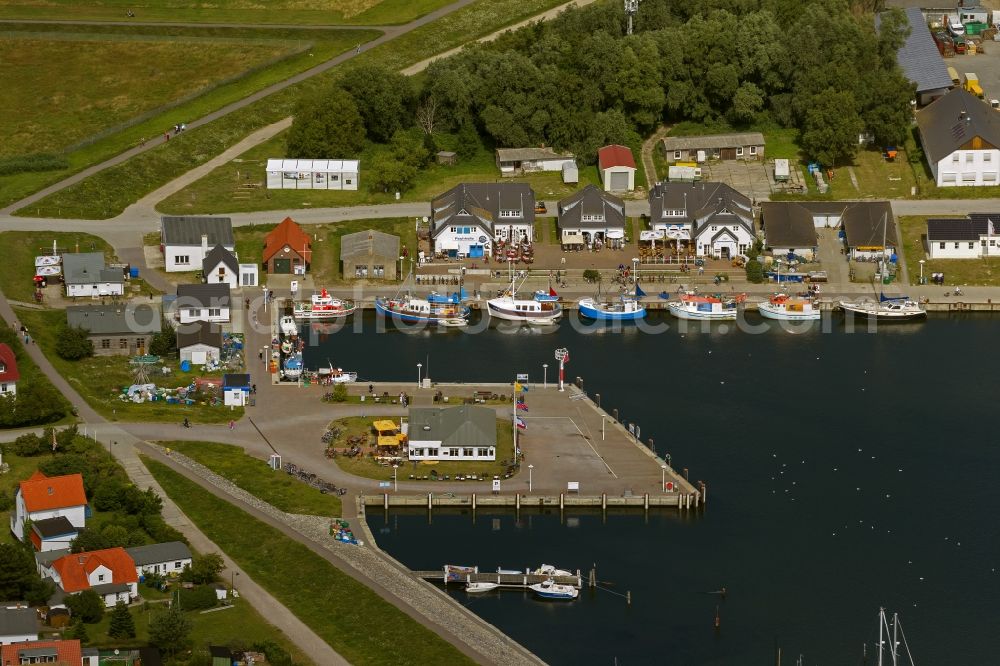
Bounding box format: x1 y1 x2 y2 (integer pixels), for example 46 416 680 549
223 373 251 406
436 151 457 166
561 161 579 184
340 229 401 280
177 322 222 366
774 159 790 182
597 145 637 192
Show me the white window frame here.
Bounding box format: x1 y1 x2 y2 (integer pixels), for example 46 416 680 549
736 146 744 157
749 146 757 155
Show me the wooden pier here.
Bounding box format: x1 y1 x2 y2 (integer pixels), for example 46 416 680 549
414 568 583 589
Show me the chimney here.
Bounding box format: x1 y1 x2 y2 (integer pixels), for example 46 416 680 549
201 234 209 254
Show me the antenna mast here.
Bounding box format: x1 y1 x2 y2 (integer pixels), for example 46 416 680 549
624 0 639 35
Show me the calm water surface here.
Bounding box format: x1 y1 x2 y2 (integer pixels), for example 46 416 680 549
312 313 1000 664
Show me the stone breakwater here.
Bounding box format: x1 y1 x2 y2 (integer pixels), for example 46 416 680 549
148 444 543 666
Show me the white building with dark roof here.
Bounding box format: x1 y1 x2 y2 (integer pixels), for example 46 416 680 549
176 283 231 324
404 405 497 462
0 604 39 645
126 541 193 577
927 214 1000 258
160 216 235 272
647 182 755 258
62 253 124 298
495 148 575 177
557 185 626 248
431 183 535 258
916 87 1000 186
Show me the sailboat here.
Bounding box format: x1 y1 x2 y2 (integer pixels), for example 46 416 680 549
578 284 647 321
487 263 562 324
375 270 471 326
870 607 916 666
839 213 925 321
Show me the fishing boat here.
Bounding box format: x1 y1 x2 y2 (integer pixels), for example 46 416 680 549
292 289 356 320
528 578 579 600
668 291 745 320
282 352 303 379
465 582 500 594
319 363 357 384
375 295 471 325
534 287 560 303
757 293 821 321
279 316 299 337
839 295 926 321
532 564 573 578
488 264 562 324
578 285 647 321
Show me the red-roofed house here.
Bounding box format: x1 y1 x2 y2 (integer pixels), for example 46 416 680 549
0 343 19 397
262 217 312 274
10 472 88 543
41 548 138 608
0 639 84 666
597 145 637 193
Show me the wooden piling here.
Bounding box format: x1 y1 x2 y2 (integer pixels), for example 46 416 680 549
515 493 521 510
627 590 632 606
383 493 388 510
427 493 433 510
472 493 477 510
643 493 649 510
683 467 689 480
589 566 596 588
560 493 564 510
601 493 607 509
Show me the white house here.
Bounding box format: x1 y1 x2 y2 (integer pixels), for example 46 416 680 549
557 185 626 248
202 244 239 289
239 263 259 287
222 373 251 407
176 283 231 324
404 405 497 462
916 88 1000 187
0 604 39 646
62 253 124 298
648 182 755 258
126 541 193 578
10 471 88 542
431 183 535 258
927 214 1000 259
266 159 359 190
42 548 138 608
495 148 575 177
0 343 19 397
29 517 79 553
161 216 235 272
598 145 637 192
177 322 222 366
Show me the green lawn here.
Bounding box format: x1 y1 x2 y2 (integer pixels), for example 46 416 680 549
83 596 314 664
898 215 1000 285
12 308 241 423
16 0 571 220
0 0 454 25
0 25 376 211
158 440 342 515
329 417 516 482
0 325 75 431
143 457 477 666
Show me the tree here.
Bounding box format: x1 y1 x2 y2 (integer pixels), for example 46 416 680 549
0 544 39 600
108 600 136 639
149 608 192 656
454 121 481 160
178 585 218 611
65 590 104 624
55 324 94 360
330 383 348 403
286 87 365 159
730 82 765 124
368 149 419 194
71 529 112 554
799 90 863 166
67 618 89 644
148 322 177 358
416 96 439 136
745 260 765 284
340 64 415 143
182 553 225 585
25 577 55 607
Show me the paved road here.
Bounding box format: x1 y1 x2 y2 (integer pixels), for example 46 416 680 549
0 0 480 216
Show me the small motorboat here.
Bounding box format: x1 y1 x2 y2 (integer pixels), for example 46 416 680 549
438 317 469 328
279 316 299 337
668 291 745 320
578 295 646 321
529 578 579 600
282 352 303 380
757 293 821 321
465 582 500 594
497 568 522 575
534 288 559 303
532 564 573 578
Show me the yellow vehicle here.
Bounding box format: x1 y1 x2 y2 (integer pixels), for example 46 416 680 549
964 72 985 99
948 66 960 86
675 161 698 168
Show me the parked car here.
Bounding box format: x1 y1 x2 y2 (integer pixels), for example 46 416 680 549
534 202 547 214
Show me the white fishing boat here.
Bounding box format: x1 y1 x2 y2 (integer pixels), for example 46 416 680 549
757 294 821 321
488 263 562 324
528 578 579 600
293 289 356 320
465 582 500 594
578 286 647 321
319 363 357 384
279 316 299 337
282 352 303 380
375 296 471 325
532 564 573 578
668 291 745 320
839 297 926 321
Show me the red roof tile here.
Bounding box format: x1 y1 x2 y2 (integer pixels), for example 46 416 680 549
19 472 87 512
0 343 19 383
1 639 82 665
598 144 636 170
52 548 138 593
263 217 311 262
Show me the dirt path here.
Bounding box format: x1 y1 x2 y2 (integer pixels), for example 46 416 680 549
640 124 671 190
402 0 596 75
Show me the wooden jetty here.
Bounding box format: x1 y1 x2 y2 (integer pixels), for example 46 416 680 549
415 567 583 590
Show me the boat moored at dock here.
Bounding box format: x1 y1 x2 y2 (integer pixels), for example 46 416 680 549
465 582 500 593
293 289 356 320
529 578 579 600
578 285 647 321
282 351 303 379
279 315 299 337
757 294 821 321
488 263 563 324
375 296 471 325
668 292 745 320
839 295 926 321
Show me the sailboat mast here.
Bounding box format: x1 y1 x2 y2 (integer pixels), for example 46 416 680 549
878 607 885 666
891 612 899 666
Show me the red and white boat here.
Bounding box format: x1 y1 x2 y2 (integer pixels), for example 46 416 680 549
293 289 356 320
667 291 745 320
757 293 821 321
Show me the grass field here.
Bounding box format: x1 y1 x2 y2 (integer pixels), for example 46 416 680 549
12 308 241 423
144 457 477 666
897 215 1000 285
0 0 454 25
329 416 515 482
158 440 342 515
0 34 295 159
17 0 570 219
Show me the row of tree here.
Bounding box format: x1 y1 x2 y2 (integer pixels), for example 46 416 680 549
0 326 69 427
287 0 914 175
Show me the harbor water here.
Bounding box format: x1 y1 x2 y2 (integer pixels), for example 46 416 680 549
310 312 1000 664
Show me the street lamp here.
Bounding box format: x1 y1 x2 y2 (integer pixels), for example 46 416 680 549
417 363 422 388
661 464 667 492
399 255 405 280
231 570 239 592
542 364 548 389
528 464 534 493
919 259 925 284
393 464 398 492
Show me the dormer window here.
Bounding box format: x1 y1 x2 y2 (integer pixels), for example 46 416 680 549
499 209 521 218
581 214 604 222
0 362 5 373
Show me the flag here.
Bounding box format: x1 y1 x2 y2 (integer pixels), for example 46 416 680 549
520 383 529 392
635 284 647 298
514 381 523 393
549 287 558 297
516 417 527 430
517 401 529 412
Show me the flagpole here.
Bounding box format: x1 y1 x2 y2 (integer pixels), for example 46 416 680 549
513 374 519 461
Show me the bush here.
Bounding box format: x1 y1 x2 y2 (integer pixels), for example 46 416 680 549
10 432 46 456
148 322 178 358
0 153 69 176
330 384 348 403
745 260 765 284
180 553 225 585
253 640 297 666
583 269 601 283
65 590 104 623
55 324 94 360
178 585 218 611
